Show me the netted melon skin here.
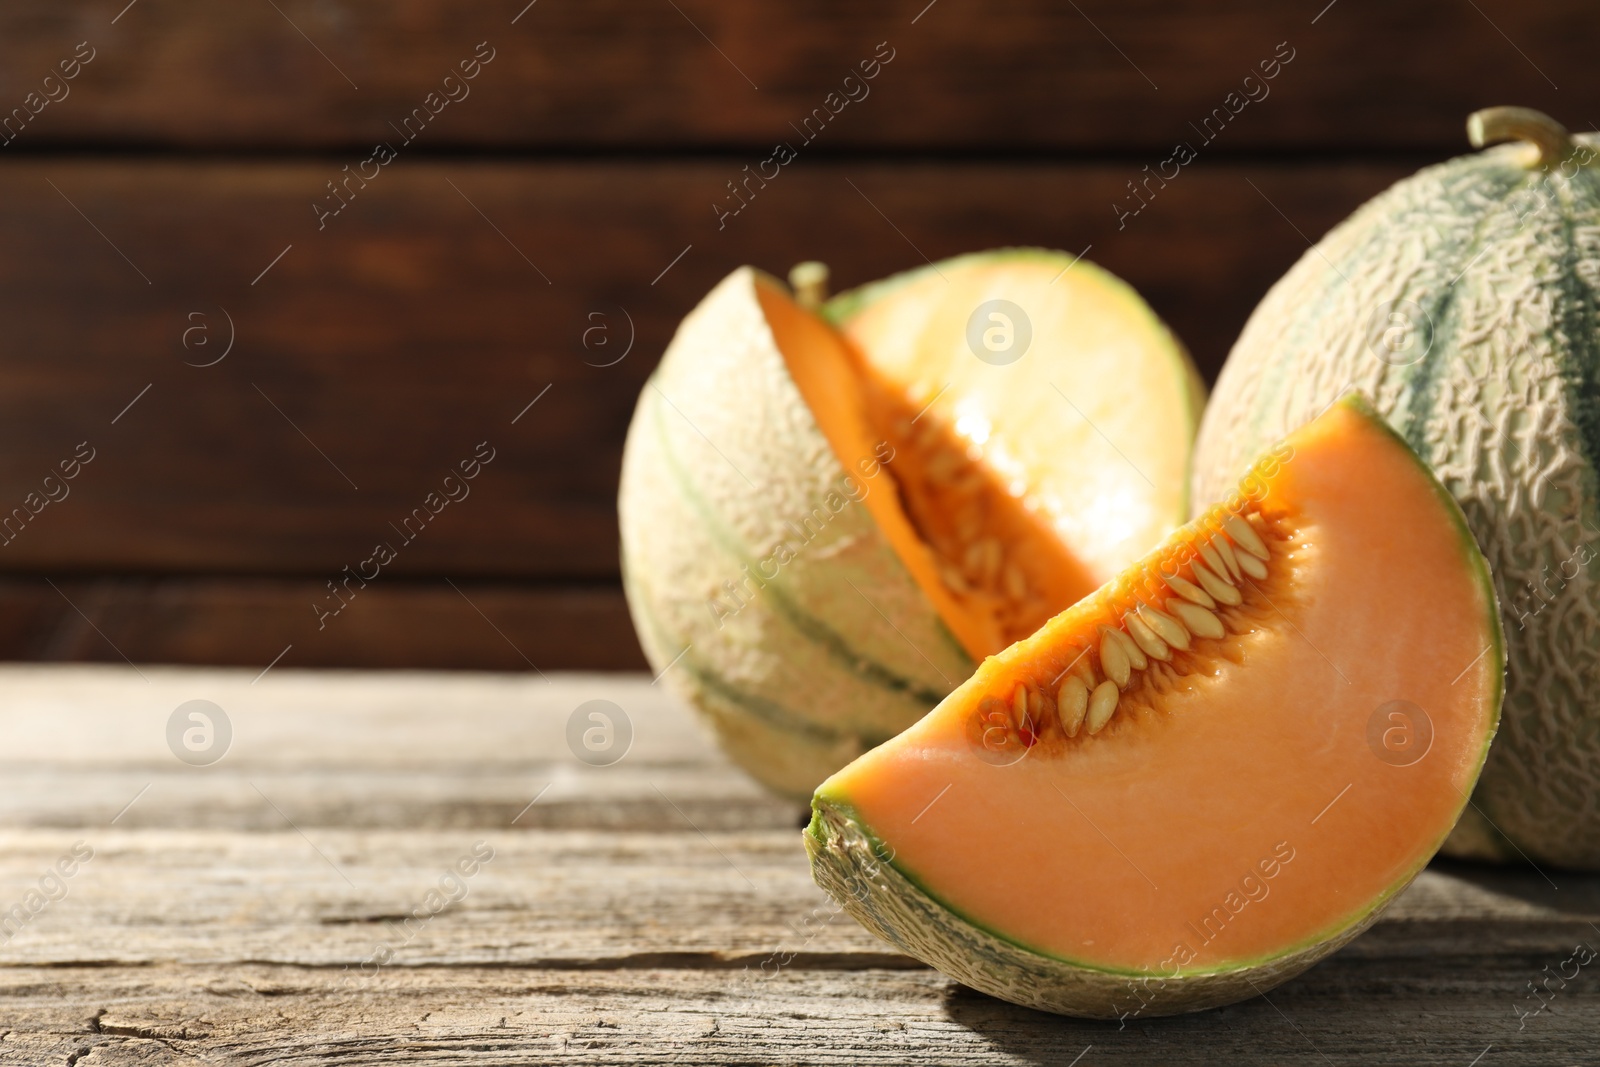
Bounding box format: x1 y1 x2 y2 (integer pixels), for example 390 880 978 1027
619 268 972 799
1193 136 1600 869
805 802 1385 1019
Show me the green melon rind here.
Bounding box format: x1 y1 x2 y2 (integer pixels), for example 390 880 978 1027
823 247 1208 518
806 395 1505 1017
1192 134 1598 868
623 568 896 798
805 799 1374 1019
642 385 955 709
618 267 976 799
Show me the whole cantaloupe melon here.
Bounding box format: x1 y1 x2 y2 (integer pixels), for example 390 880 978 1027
620 252 1201 797
1193 107 1600 869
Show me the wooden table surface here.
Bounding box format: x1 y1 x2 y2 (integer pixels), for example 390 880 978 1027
0 666 1595 1065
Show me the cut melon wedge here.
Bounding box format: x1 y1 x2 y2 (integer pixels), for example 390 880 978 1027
620 252 1201 797
806 395 1503 1017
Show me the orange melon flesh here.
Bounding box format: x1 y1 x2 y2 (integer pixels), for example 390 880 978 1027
834 254 1201 622
758 283 1082 659
762 251 1200 659
808 395 1501 1011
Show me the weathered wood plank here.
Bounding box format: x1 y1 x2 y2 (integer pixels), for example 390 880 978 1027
0 667 793 827
0 0 1587 152
0 667 702 768
0 578 646 672
0 157 1409 668
0 828 1594 968
0 765 795 832
0 158 1409 584
0 668 1595 1063
0 956 1595 1065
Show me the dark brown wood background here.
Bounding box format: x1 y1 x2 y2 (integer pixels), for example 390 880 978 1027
0 0 1590 671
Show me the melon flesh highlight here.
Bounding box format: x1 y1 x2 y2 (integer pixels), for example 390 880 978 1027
832 252 1201 615
808 396 1501 1015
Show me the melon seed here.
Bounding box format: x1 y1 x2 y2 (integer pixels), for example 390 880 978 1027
951 471 987 498
1225 514 1271 560
1012 683 1029 722
1139 604 1191 651
1211 534 1243 581
1192 560 1243 606
1162 571 1215 609
1069 649 1097 689
1170 599 1225 640
939 564 974 595
955 508 984 543
1003 562 1028 601
1197 541 1230 584
1098 628 1131 688
1058 676 1089 737
1236 551 1268 581
978 539 1003 582
1105 624 1148 671
1125 611 1172 661
1087 680 1119 735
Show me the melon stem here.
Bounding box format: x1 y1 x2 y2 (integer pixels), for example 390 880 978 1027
1467 106 1575 168
789 261 830 309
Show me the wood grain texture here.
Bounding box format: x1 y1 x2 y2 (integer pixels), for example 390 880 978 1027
0 158 1408 582
1 952 1597 1066
0 0 1589 152
0 668 1595 1063
0 577 646 671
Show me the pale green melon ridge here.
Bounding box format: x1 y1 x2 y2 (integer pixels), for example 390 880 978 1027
1231 155 1526 461
646 377 963 709
625 563 890 798
623 569 852 745
1551 163 1600 479
822 247 1206 520
1399 160 1548 456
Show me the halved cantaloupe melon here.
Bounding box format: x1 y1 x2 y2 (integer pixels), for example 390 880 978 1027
620 251 1201 796
806 395 1503 1017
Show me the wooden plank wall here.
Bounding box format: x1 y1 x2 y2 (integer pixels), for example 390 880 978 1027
0 0 1591 670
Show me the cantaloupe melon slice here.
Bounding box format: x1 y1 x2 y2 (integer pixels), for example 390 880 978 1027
806 395 1503 1017
620 252 1200 797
